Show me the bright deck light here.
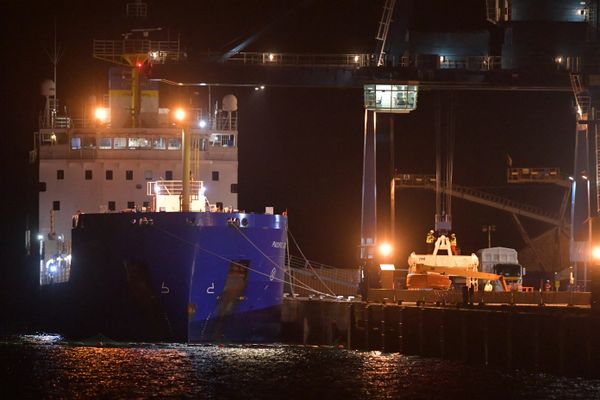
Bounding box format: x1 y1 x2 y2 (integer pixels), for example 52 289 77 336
174 108 186 122
198 119 207 128
94 107 108 122
378 242 393 257
380 264 395 271
593 246 600 262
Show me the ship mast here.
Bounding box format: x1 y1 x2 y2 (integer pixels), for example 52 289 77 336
92 0 181 128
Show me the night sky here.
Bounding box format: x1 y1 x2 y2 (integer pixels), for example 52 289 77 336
0 1 575 308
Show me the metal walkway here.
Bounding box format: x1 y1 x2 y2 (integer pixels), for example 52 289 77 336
394 174 562 226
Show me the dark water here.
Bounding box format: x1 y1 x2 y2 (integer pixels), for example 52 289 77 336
1 335 599 399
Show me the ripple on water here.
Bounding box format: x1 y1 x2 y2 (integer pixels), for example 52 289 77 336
1 335 600 399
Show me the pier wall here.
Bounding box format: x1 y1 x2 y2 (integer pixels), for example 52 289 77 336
281 297 600 377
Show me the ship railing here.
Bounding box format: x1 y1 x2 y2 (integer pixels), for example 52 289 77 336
93 39 182 65
221 52 506 71
224 52 374 68
438 56 502 70
189 108 238 132
38 115 73 129
147 180 204 196
39 114 237 131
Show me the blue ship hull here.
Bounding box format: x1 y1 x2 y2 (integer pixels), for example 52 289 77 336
60 211 287 342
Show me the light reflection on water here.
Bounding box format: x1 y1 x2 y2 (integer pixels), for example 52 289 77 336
1 335 600 399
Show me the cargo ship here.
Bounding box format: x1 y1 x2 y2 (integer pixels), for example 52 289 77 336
34 2 287 342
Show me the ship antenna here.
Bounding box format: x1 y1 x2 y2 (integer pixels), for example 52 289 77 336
44 18 64 124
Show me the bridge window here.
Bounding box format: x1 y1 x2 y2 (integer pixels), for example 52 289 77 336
71 137 81 150
144 170 153 181
82 137 96 149
231 183 238 193
106 170 113 180
57 170 64 180
152 137 166 149
85 170 93 180
53 201 60 211
114 138 127 149
108 201 116 211
126 170 133 180
99 138 112 149
127 201 135 209
128 137 151 149
212 171 219 181
165 170 173 180
168 138 181 150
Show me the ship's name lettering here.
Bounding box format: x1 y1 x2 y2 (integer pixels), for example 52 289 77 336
272 241 286 249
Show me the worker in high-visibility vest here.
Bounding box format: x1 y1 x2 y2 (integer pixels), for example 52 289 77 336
426 230 435 253
450 233 458 255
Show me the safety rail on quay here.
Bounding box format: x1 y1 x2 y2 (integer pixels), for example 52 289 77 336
368 288 591 307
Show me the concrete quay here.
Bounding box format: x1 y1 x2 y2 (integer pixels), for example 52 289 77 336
281 295 600 377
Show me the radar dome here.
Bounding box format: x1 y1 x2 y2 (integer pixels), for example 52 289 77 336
222 94 238 112
41 79 56 96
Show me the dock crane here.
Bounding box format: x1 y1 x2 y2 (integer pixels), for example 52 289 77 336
186 0 595 292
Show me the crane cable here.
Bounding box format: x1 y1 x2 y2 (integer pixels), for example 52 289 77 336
435 93 442 219
446 93 456 219
151 224 335 298
231 224 336 297
435 93 456 227
287 229 337 297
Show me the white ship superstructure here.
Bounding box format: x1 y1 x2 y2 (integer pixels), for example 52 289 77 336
35 73 239 285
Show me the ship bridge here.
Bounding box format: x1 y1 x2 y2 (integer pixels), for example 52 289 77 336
36 89 240 286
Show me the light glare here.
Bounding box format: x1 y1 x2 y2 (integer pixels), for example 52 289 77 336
593 246 600 261
174 108 186 122
94 107 108 122
378 242 393 257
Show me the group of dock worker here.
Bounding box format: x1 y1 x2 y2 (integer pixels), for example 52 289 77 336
425 230 458 255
